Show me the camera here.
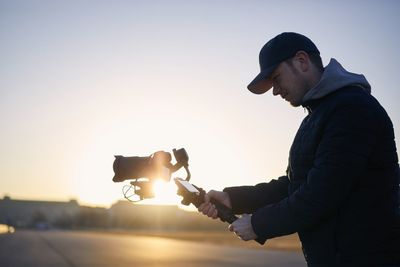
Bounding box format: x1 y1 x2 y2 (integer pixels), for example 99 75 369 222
112 148 190 201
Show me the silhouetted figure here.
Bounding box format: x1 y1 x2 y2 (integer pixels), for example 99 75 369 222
198 32 400 266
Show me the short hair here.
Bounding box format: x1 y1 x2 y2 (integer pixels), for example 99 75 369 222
309 52 324 72
285 52 324 73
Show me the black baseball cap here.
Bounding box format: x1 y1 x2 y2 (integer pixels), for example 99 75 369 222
247 32 320 94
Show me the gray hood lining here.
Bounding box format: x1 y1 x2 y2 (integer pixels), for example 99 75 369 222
302 58 371 103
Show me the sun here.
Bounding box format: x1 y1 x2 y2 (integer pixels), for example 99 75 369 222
144 179 181 205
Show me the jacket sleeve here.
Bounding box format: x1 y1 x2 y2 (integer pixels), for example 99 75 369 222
223 176 289 214
251 102 380 239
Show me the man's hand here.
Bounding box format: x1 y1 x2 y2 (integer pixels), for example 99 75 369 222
198 190 232 219
228 214 258 241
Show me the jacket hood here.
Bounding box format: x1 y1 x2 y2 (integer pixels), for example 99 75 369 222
302 58 371 104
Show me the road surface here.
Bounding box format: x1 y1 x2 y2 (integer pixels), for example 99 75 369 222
0 230 306 267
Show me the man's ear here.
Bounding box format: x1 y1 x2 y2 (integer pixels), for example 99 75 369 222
294 51 310 72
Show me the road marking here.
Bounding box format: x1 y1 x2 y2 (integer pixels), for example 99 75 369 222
39 234 78 267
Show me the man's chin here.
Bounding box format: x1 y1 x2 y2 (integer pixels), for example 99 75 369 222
289 100 301 107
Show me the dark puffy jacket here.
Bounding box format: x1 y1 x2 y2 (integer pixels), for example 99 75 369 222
224 86 400 265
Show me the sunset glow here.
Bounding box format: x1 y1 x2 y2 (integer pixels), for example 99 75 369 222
146 179 181 206
0 1 399 208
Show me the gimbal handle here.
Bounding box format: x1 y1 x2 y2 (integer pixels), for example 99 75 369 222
175 178 266 245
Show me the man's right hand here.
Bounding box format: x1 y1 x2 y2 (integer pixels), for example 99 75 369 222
198 190 232 219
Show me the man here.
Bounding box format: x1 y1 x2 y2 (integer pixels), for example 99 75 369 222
198 32 400 266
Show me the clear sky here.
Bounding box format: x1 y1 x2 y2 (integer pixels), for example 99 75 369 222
1 0 399 208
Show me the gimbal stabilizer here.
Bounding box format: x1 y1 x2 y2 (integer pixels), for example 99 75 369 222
112 148 264 244
112 148 191 201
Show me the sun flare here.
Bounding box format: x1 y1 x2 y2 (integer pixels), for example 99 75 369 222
146 179 181 205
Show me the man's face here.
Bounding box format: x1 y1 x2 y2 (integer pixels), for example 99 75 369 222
270 59 309 107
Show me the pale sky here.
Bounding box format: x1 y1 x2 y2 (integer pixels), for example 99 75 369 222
1 0 399 207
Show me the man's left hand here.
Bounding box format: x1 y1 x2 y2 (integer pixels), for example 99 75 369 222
228 214 258 241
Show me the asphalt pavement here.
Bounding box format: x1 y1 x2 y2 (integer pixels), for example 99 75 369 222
0 230 306 267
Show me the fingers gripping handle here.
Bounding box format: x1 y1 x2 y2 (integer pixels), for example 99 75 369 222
175 179 265 245
209 198 265 245
175 179 237 224
209 198 238 224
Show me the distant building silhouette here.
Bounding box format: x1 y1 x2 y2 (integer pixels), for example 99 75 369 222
0 196 225 231
0 196 80 228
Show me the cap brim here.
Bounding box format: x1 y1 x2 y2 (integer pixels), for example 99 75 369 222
247 65 276 94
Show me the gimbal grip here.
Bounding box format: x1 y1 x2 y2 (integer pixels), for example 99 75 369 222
175 180 266 245
209 198 266 245
209 198 238 224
